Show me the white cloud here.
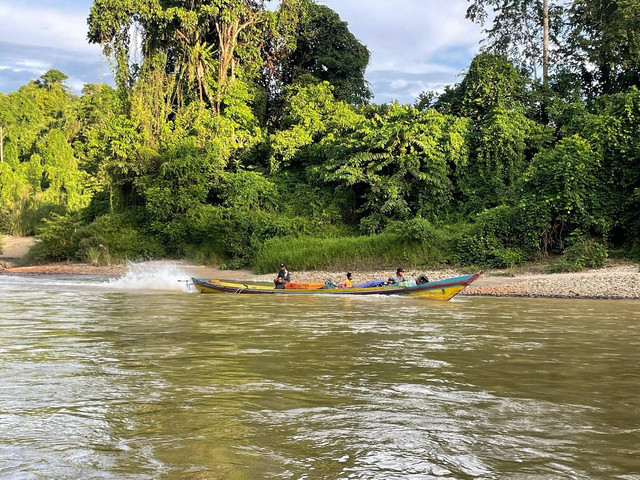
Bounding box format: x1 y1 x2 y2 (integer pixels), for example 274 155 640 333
0 1 98 55
0 0 483 101
390 79 409 90
0 1 105 93
15 59 49 70
319 0 482 74
313 0 483 103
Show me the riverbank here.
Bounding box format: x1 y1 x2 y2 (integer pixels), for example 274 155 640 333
228 264 640 300
1 235 639 299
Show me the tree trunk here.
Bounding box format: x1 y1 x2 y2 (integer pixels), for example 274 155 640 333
215 11 258 114
543 0 549 85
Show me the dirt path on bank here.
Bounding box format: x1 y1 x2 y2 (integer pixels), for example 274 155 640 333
0 235 36 261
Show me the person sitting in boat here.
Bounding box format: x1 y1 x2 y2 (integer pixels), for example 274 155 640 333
274 263 291 289
340 272 354 288
387 267 406 284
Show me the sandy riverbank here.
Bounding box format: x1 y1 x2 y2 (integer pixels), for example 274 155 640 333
2 235 639 299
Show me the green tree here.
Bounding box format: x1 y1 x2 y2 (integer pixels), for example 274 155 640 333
520 135 605 253
73 84 123 164
437 53 546 214
456 107 535 213
83 115 153 211
584 87 640 242
144 140 225 238
32 129 91 210
436 53 527 120
565 0 640 96
0 74 82 234
282 0 371 105
36 69 69 91
269 81 363 172
259 0 371 128
466 0 563 84
323 104 470 232
87 0 268 115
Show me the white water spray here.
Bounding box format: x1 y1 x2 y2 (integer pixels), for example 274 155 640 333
108 262 193 292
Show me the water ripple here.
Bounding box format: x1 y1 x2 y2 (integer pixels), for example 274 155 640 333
0 275 639 478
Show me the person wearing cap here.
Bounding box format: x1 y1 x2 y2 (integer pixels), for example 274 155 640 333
274 263 291 289
388 267 406 284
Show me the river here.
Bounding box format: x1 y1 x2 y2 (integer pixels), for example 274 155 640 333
1 264 639 479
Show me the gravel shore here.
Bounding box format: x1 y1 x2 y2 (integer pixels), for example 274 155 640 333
2 235 639 299
2 261 639 299
244 265 640 300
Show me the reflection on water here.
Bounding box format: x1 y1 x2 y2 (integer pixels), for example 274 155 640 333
0 267 639 479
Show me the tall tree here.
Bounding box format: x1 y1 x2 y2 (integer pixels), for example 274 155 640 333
435 53 547 214
466 0 562 84
436 53 527 119
0 93 8 164
37 69 69 91
565 0 640 96
87 0 267 114
284 1 371 104
262 0 371 116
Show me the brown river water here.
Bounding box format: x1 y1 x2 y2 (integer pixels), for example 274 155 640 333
1 264 639 479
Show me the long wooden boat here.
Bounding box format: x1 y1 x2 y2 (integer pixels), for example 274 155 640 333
191 272 482 301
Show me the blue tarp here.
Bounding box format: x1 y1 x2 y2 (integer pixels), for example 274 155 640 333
355 280 387 288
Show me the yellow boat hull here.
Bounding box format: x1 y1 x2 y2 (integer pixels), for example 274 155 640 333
191 272 482 301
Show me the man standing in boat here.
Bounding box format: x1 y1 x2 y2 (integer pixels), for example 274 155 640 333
274 263 291 289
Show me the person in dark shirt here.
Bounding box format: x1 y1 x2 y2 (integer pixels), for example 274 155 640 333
388 267 406 284
274 263 291 289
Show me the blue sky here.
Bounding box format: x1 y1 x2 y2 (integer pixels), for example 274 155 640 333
0 0 483 104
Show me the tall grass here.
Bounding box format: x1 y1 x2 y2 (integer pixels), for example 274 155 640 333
0 202 66 237
252 233 442 274
183 242 227 267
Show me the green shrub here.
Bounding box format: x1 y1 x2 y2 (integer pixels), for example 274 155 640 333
252 233 438 274
24 213 83 262
387 218 469 261
162 205 320 268
455 205 538 268
0 201 67 237
76 214 165 263
549 231 608 272
24 213 165 264
456 233 528 268
390 218 440 244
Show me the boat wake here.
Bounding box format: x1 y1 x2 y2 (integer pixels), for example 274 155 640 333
0 261 194 293
107 262 192 292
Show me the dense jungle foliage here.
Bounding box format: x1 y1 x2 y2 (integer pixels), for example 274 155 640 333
0 0 638 272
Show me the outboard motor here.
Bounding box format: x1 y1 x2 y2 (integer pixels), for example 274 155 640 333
321 278 338 289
